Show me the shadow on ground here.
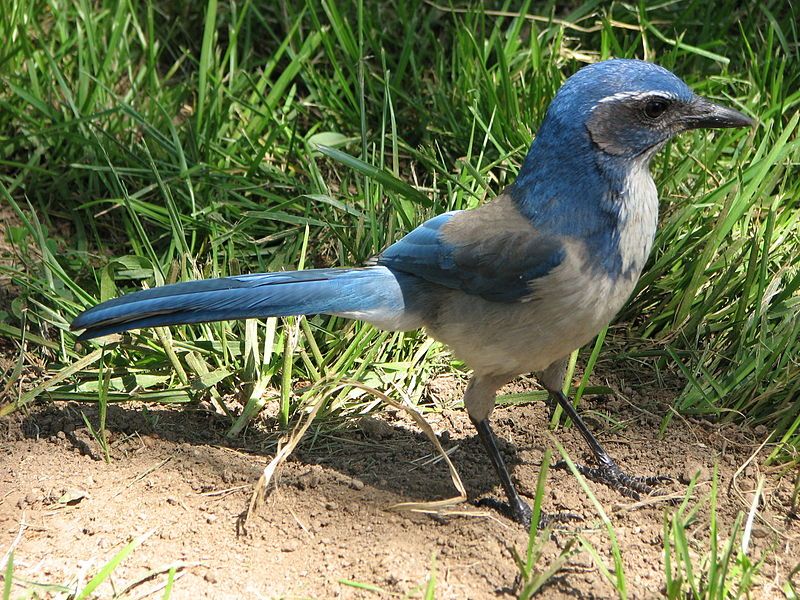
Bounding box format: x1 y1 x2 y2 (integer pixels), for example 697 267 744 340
1 390 796 599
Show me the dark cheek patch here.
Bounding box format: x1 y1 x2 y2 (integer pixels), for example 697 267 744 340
587 101 675 157
586 102 638 155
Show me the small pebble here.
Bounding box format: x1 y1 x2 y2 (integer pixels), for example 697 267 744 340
680 462 710 484
204 572 217 584
358 417 394 440
325 501 338 511
349 478 364 491
297 471 320 490
221 468 234 484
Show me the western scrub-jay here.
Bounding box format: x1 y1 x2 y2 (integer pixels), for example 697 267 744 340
72 59 752 525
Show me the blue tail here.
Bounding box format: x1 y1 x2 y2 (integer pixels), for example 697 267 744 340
71 267 412 340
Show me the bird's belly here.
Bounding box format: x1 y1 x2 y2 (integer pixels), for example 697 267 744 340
425 268 638 377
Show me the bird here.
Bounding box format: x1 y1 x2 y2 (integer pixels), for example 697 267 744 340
71 59 753 526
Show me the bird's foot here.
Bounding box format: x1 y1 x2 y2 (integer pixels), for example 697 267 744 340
553 458 670 500
475 497 581 528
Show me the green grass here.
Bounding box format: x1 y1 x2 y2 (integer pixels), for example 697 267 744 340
511 448 578 598
2 0 797 436
663 468 767 599
1 0 798 597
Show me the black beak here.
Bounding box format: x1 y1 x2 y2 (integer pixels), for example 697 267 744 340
682 96 755 130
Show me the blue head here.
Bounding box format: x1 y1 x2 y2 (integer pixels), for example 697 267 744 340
518 59 751 178
512 59 752 274
514 58 751 203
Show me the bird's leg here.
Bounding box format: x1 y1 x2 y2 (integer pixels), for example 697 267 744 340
543 391 559 422
549 390 670 498
465 375 579 527
471 417 532 524
471 417 580 527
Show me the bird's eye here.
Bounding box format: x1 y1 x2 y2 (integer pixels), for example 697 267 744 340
644 98 670 119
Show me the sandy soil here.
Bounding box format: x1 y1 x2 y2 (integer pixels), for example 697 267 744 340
1 376 797 599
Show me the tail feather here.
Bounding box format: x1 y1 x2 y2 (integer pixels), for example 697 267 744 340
71 267 411 340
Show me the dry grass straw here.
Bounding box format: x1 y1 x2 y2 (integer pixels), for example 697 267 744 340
244 378 469 528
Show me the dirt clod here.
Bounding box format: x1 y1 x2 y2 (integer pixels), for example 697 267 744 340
680 461 711 484
359 416 394 440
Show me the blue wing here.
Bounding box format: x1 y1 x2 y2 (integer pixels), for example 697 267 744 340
377 194 565 302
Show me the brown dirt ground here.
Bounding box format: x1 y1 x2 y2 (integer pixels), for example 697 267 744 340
1 371 798 599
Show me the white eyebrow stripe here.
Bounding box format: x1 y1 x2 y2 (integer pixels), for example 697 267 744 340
597 90 676 104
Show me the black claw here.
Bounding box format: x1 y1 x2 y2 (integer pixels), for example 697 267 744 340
553 459 670 500
475 497 582 528
539 510 583 528
476 497 532 525
546 390 672 500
